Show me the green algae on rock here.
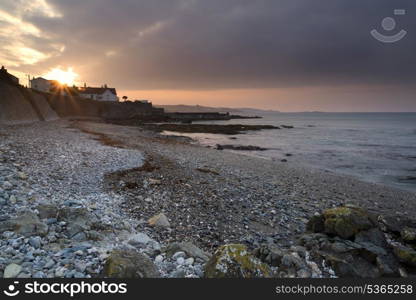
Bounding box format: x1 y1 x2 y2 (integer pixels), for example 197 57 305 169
204 244 272 278
103 249 160 278
393 245 416 267
322 207 375 239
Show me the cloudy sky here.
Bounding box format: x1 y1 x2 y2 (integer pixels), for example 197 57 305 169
1 0 415 111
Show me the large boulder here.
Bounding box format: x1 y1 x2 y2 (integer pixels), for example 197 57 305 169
204 244 272 278
321 207 376 239
301 206 407 278
0 211 48 237
103 249 160 278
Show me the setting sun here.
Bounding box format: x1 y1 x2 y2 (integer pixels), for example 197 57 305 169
44 67 78 85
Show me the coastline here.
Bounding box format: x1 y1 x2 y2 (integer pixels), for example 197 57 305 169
1 120 415 278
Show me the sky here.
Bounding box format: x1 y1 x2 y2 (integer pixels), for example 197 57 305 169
0 0 415 112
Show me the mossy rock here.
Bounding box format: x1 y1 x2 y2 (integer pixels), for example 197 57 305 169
204 244 272 278
103 249 160 278
323 207 375 239
393 245 416 267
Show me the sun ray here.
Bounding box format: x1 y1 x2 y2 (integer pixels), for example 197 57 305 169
44 67 77 85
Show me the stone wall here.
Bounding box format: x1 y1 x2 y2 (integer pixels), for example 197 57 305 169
45 94 155 120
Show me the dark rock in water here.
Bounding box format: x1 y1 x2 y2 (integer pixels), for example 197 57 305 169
103 249 160 278
215 144 268 151
143 123 279 135
397 176 416 183
285 153 293 157
281 159 288 163
281 125 294 129
204 244 272 278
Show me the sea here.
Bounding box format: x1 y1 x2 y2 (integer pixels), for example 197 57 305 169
164 112 416 193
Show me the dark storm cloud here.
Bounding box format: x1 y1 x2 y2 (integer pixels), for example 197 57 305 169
17 0 416 89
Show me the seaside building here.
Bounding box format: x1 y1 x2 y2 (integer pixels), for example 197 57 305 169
78 84 118 102
30 77 54 92
0 66 19 85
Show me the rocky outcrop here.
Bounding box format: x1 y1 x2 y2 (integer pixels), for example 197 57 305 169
204 244 272 278
103 249 160 278
301 206 416 278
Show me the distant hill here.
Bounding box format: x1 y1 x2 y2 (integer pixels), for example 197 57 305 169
155 104 280 115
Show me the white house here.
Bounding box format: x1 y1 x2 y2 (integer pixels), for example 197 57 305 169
30 77 53 92
78 86 118 102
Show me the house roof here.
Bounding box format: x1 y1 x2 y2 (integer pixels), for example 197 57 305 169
31 77 50 82
79 87 117 95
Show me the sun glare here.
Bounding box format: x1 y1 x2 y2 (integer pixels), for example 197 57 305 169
44 67 77 85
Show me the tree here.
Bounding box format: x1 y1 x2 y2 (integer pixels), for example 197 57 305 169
122 96 128 102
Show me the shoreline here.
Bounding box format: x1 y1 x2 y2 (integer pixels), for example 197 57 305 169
156 120 416 194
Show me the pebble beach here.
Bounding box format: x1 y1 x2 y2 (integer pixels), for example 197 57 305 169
1 120 415 278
